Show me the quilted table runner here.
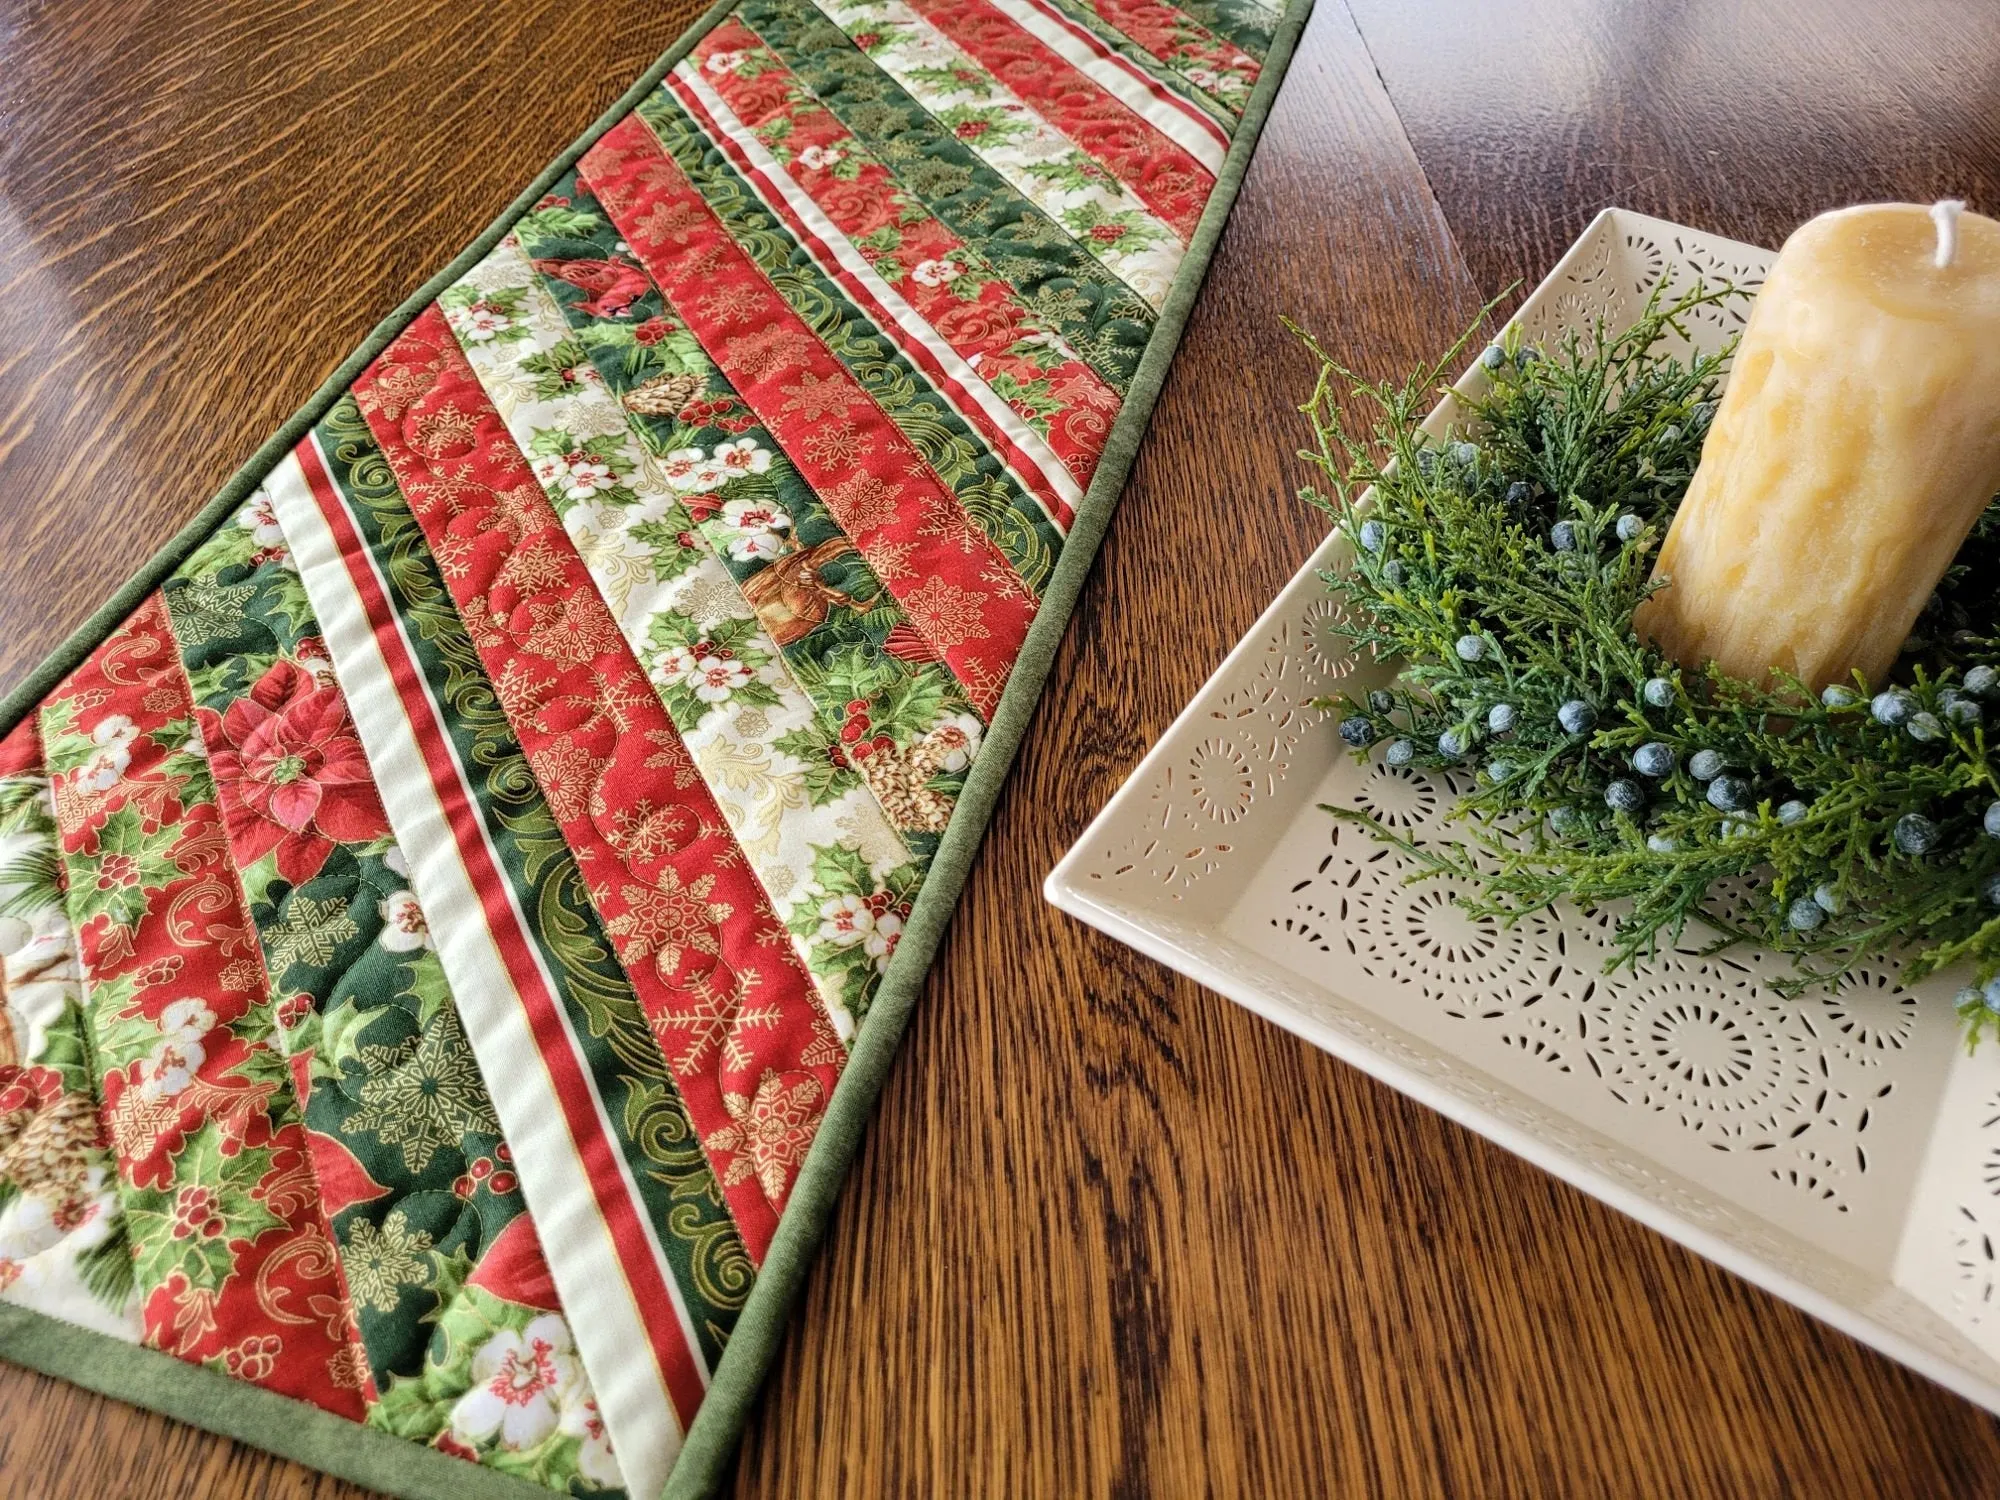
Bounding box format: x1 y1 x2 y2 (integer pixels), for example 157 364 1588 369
0 0 1307 1494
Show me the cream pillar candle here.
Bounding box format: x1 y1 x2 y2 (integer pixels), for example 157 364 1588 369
1633 201 2000 693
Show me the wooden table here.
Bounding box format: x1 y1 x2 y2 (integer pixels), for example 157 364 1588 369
5 0 2000 1494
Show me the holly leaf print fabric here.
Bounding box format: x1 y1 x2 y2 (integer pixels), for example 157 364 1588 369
0 0 1301 1491
160 506 626 1493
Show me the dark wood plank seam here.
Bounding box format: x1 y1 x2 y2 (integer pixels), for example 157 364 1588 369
1333 0 1489 304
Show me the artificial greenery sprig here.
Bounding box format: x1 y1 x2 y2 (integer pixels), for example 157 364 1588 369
1297 282 2000 1042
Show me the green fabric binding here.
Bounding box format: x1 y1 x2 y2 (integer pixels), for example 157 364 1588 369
0 0 1317 1492
0 1305 556 1500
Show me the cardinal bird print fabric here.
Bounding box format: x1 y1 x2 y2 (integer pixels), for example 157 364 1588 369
0 0 1295 1493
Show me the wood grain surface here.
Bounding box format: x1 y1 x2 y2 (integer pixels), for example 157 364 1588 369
4 0 2000 1495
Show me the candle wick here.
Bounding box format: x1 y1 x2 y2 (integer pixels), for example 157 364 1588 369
1932 198 1967 268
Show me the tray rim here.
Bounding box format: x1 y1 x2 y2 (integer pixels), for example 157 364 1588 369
1044 204 2000 1419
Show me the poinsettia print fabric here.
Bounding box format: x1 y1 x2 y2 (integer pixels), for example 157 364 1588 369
0 0 1280 1488
41 597 369 1413
160 507 626 1493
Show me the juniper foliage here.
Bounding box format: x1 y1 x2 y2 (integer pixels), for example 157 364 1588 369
1296 283 2000 1042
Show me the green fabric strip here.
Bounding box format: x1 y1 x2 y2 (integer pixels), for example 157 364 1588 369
158 512 621 1494
636 83 1065 599
0 0 1313 1490
734 0 1157 391
0 0 750 747
311 396 756 1371
0 1303 558 1500
1174 0 1277 61
0 768 140 1338
516 172 977 877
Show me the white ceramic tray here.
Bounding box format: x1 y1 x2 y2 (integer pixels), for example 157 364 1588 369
1046 207 2000 1413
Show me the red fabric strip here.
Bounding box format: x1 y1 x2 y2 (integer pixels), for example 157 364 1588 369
904 0 1213 239
294 434 711 1424
1017 0 1231 149
580 113 1036 718
687 22 1121 510
668 62 1078 534
0 717 38 778
46 595 367 1415
1080 0 1259 106
351 307 847 1258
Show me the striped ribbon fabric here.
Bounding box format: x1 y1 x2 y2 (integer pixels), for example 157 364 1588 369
0 0 1306 1494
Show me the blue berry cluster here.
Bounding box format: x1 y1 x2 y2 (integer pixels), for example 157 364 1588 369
1309 283 2000 1037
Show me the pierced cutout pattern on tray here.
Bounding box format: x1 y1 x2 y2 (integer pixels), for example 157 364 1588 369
1053 208 2000 1408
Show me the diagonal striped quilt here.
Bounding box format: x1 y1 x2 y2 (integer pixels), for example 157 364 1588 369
0 0 1306 1494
